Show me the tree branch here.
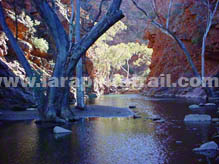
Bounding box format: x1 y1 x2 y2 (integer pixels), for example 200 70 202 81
32 0 69 51
0 2 33 77
69 0 75 52
166 0 173 29
131 0 200 77
94 0 106 23
67 0 124 75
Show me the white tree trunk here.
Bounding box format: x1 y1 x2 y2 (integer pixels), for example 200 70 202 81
75 0 85 109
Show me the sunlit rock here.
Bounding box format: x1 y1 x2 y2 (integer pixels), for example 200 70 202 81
53 126 72 134
26 108 37 111
189 104 200 110
205 103 216 106
193 141 218 158
176 141 183 144
184 114 211 122
212 118 219 122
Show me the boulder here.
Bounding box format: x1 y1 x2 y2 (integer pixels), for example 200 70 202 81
26 108 37 111
184 114 211 122
176 141 183 144
212 118 219 123
205 103 216 106
193 141 218 152
53 126 72 134
189 104 200 110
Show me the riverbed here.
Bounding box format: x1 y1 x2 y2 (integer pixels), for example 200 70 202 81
0 94 218 164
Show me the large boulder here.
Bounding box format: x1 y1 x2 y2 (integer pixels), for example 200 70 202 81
193 141 218 157
184 114 211 122
53 126 72 134
193 141 218 151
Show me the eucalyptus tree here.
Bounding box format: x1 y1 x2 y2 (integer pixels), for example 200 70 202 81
200 0 219 83
0 0 124 122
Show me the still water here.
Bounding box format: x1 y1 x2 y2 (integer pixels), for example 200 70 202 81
0 94 217 164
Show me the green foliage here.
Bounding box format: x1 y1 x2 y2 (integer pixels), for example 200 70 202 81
112 74 124 87
32 37 49 53
89 21 153 90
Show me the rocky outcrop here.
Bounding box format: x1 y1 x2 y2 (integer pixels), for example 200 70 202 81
144 0 219 98
0 58 35 110
0 0 53 110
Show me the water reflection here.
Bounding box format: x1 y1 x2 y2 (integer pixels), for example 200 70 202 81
0 94 217 164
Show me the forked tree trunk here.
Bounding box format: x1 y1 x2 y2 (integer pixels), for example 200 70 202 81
0 0 124 122
33 0 124 121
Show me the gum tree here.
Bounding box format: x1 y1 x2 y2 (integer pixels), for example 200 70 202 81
0 0 124 122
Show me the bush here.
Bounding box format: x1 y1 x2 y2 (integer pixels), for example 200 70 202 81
32 37 49 53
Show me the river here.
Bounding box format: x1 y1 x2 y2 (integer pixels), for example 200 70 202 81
0 94 218 164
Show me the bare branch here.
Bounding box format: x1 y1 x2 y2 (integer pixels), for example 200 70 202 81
166 0 173 29
131 0 200 78
33 0 69 52
211 0 219 18
131 0 149 17
201 0 219 79
67 0 124 75
83 0 109 33
94 0 106 23
69 0 75 51
151 0 162 23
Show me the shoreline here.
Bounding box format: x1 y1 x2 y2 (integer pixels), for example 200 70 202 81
0 105 134 121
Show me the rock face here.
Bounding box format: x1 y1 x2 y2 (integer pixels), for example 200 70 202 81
0 58 35 110
184 114 211 122
144 0 219 97
0 0 78 110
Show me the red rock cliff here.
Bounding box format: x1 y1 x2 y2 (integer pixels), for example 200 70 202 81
143 0 219 98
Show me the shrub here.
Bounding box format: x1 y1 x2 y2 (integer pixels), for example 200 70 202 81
32 37 49 53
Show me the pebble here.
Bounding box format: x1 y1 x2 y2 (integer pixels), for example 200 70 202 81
176 141 183 144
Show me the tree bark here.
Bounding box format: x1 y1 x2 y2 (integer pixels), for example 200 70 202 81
33 0 70 120
75 0 85 109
